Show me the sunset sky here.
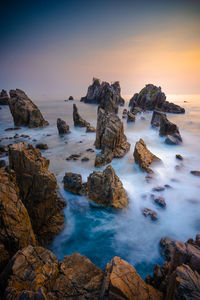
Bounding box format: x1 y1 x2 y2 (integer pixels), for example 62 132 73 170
0 0 200 98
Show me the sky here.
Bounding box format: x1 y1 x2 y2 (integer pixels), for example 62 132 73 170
0 0 200 98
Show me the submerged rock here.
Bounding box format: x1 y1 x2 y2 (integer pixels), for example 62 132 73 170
191 170 200 177
57 118 70 134
142 208 158 220
9 143 66 245
129 84 185 114
133 139 160 173
0 89 9 105
36 143 48 150
73 104 90 127
176 154 183 160
63 172 87 195
87 165 128 209
151 195 166 208
8 89 48 128
94 108 130 166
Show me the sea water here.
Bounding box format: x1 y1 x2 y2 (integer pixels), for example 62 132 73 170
0 95 200 279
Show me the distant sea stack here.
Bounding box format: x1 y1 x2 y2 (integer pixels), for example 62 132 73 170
129 84 185 114
0 89 9 105
8 89 49 128
80 77 125 107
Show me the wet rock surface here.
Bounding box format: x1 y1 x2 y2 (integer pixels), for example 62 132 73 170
57 118 70 134
8 89 48 128
142 208 158 220
73 103 90 127
0 89 9 105
63 172 87 195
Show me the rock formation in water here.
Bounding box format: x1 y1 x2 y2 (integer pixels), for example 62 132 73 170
134 139 160 173
8 89 48 128
80 78 125 108
86 124 96 132
0 168 36 272
127 111 136 122
9 143 66 245
57 118 70 134
73 104 90 127
95 108 130 166
129 84 185 114
0 89 9 105
68 96 74 100
87 165 129 209
63 172 87 195
151 110 166 127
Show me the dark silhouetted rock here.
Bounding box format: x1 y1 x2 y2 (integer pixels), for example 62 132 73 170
68 96 74 100
81 156 89 162
73 104 90 127
151 110 166 127
191 170 200 177
63 172 87 195
57 118 70 134
8 89 48 128
0 89 9 105
176 154 183 160
87 165 128 209
0 160 6 168
134 139 160 173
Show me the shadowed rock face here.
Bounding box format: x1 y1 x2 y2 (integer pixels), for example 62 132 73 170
87 165 129 209
9 143 66 245
133 139 160 173
63 172 87 195
57 118 70 134
80 78 125 108
8 89 48 128
0 89 9 105
95 108 130 166
0 169 36 272
129 84 185 114
73 104 90 127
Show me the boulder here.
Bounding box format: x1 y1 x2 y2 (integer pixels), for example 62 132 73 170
9 143 66 245
101 256 163 300
87 165 128 209
165 134 182 145
133 139 160 173
73 104 90 127
191 170 200 177
0 89 9 105
127 111 136 122
142 208 158 221
63 172 87 195
151 110 166 127
68 96 74 100
86 124 96 132
151 195 166 208
0 168 36 272
129 84 185 114
94 108 130 166
160 238 176 261
176 154 183 160
36 143 48 150
57 118 70 134
159 115 181 137
8 89 48 128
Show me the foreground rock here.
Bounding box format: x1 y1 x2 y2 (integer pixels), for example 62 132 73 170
8 89 48 128
0 89 9 105
87 165 128 209
101 256 163 300
95 108 130 166
0 168 36 272
57 118 70 134
129 84 185 114
0 245 104 300
134 139 160 173
86 124 96 132
73 104 90 127
81 78 125 108
9 143 66 245
63 172 87 195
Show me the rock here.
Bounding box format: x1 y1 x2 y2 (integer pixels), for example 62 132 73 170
127 111 136 122
97 81 120 113
36 143 48 150
122 108 128 115
68 96 74 100
86 148 95 152
5 127 21 131
8 89 49 128
80 78 125 108
20 134 30 138
86 124 96 132
142 208 158 220
190 170 200 177
0 160 6 168
101 256 163 300
63 172 87 195
159 114 181 136
133 139 160 173
160 238 176 261
14 133 19 139
129 84 185 114
0 169 36 272
73 104 90 127
87 165 129 209
0 145 8 154
81 156 89 162
9 143 66 245
151 110 166 127
57 118 70 134
176 154 183 160
94 108 130 166
0 89 9 105
152 186 165 192
152 195 166 207
66 153 81 160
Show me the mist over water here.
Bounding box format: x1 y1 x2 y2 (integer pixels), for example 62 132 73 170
1 94 200 278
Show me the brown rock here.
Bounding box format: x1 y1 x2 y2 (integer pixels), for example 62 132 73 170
0 89 9 105
151 110 166 127
87 165 128 209
57 118 70 134
142 208 158 221
86 124 96 132
9 143 66 245
63 172 87 195
191 170 200 177
8 89 48 128
134 139 160 173
73 104 90 127
127 111 136 122
36 143 48 150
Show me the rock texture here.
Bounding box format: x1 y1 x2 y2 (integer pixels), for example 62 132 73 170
159 114 182 145
81 78 125 108
73 104 90 127
95 108 130 166
127 111 136 122
57 118 70 134
63 172 87 195
8 89 48 128
0 169 36 272
9 143 66 245
151 110 166 127
129 84 185 114
134 139 160 173
87 165 128 209
86 124 96 132
101 256 163 300
0 89 9 105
